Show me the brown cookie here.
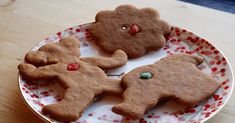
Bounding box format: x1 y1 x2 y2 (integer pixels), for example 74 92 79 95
112 54 220 119
18 37 128 122
89 5 171 58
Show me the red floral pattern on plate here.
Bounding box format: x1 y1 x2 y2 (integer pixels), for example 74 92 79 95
19 24 233 123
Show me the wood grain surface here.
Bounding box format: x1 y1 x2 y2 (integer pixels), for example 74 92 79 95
0 0 234 123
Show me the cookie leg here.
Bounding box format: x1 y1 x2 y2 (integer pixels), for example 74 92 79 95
112 87 159 119
102 78 123 95
42 87 95 122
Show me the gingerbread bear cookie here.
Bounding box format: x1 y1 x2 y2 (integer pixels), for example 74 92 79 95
18 37 128 122
89 5 171 58
112 54 220 119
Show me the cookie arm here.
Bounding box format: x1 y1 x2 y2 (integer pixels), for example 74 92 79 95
80 50 127 70
18 63 56 80
102 78 123 95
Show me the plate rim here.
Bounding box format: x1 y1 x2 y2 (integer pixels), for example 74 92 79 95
18 75 52 123
17 24 234 123
188 32 234 123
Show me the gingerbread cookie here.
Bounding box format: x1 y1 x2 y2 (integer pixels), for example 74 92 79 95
18 37 128 121
112 54 220 119
89 5 171 58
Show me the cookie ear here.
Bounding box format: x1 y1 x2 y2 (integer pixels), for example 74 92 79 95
25 51 48 66
192 55 204 65
95 10 113 21
141 8 160 18
181 54 204 65
59 37 80 49
58 37 81 59
159 20 171 34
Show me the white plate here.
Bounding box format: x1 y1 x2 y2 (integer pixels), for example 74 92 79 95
18 23 234 123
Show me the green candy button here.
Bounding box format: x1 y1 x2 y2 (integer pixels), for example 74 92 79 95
140 72 153 79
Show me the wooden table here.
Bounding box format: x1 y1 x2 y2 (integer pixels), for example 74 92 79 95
0 0 234 122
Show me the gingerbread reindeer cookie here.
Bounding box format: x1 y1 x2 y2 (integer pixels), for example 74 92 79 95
89 5 171 58
112 54 220 119
18 37 128 121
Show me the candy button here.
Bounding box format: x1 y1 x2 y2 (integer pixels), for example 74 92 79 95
129 24 140 35
67 63 80 71
140 72 152 79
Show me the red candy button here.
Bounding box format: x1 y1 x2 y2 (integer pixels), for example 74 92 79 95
129 24 140 35
67 63 79 71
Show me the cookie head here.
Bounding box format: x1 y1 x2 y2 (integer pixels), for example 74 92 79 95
90 5 171 58
25 37 81 66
